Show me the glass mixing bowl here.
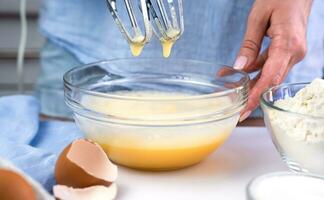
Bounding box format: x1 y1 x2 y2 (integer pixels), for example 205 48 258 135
261 83 324 176
64 59 249 170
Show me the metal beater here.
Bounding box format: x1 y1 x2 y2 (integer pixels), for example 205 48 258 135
105 0 184 57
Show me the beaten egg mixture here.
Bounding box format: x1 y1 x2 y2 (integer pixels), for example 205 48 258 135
129 29 180 58
77 91 238 170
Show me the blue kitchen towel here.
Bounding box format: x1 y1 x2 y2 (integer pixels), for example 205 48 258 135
0 95 83 191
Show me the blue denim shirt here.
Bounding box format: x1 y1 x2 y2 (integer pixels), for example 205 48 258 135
37 0 324 117
39 0 255 65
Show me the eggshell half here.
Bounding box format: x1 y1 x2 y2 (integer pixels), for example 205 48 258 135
53 183 117 200
55 139 118 188
0 157 54 200
0 169 36 200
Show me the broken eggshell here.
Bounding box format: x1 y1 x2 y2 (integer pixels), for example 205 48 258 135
0 169 36 200
53 183 117 200
0 157 54 200
55 139 118 188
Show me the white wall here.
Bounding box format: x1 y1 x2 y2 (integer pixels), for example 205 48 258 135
0 0 41 13
0 0 43 93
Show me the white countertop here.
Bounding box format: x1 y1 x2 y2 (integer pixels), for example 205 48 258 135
116 127 286 200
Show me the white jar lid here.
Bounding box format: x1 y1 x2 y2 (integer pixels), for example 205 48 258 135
247 172 324 200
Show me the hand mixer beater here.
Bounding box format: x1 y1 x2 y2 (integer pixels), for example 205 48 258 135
106 0 184 57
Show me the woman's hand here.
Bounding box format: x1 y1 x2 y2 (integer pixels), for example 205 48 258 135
234 0 313 121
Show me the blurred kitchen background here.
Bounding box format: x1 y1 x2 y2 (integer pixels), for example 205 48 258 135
0 0 43 95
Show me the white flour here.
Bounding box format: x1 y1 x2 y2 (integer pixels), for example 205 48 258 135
275 78 324 117
267 79 324 174
271 78 324 142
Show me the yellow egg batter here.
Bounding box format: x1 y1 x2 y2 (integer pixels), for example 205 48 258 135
129 42 145 57
78 91 238 170
160 29 180 58
160 39 175 58
129 34 145 57
100 131 230 170
128 29 180 58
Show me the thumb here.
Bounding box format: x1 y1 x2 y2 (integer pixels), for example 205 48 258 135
234 5 270 71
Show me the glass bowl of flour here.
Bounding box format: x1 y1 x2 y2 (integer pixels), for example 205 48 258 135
260 79 324 176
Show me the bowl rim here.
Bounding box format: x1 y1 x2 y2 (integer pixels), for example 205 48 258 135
260 82 324 120
246 171 324 200
63 58 250 102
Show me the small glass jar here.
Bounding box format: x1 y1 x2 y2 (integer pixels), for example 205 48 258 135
247 172 324 200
